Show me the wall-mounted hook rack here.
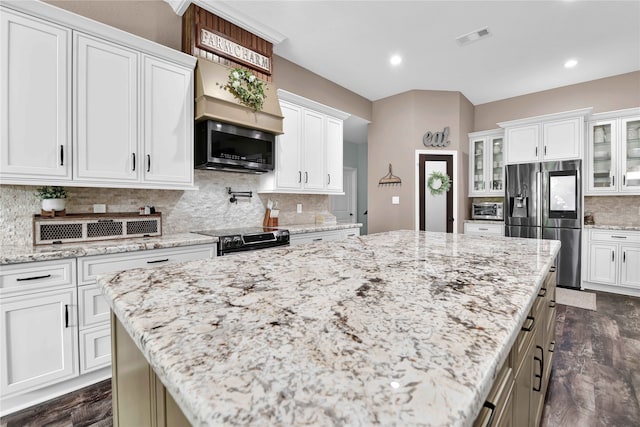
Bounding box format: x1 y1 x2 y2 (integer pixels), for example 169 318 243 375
227 187 253 204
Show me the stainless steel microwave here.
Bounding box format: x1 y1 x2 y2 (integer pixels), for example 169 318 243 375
472 202 504 220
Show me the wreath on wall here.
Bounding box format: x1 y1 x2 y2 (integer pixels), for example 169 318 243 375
222 68 266 112
427 171 451 196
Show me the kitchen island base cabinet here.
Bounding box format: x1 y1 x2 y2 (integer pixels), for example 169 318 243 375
111 313 190 427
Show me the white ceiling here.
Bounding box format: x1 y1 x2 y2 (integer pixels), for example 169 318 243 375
183 0 640 143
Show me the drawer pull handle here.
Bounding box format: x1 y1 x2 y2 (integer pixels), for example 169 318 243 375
479 228 489 231
17 274 51 282
328 173 331 185
147 258 169 264
305 171 308 183
549 265 556 272
64 304 69 328
538 287 547 297
623 251 626 263
147 154 151 173
611 235 627 239
549 341 555 353
347 234 356 237
132 153 136 171
549 301 556 308
612 252 615 262
477 401 496 427
60 145 64 166
521 315 535 332
298 171 302 183
312 238 323 242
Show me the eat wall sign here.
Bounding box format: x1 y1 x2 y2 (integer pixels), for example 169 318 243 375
423 127 450 147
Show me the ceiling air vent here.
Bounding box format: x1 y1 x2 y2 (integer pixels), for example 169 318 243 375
456 27 491 46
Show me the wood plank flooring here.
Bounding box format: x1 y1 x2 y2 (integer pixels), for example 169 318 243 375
2 291 638 427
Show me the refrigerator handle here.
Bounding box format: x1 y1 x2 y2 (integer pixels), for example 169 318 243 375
537 170 543 226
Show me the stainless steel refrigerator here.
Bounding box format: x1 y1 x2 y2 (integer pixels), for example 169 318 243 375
505 160 582 289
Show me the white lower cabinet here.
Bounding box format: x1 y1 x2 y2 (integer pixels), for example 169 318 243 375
1 289 78 397
464 222 504 236
0 243 216 416
290 228 361 246
583 229 640 296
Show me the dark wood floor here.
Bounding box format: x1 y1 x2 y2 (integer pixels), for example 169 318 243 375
2 291 638 427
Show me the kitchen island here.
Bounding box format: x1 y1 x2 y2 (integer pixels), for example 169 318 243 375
97 230 560 426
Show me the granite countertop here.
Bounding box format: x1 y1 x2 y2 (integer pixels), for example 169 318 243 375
282 223 362 234
0 233 218 265
584 224 640 232
98 230 560 427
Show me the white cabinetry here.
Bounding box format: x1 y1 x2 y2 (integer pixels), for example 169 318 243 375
468 129 505 196
0 259 78 398
289 228 360 246
0 10 71 182
586 108 640 195
463 222 504 236
260 90 349 195
74 32 138 183
0 3 196 189
498 109 591 165
583 229 640 296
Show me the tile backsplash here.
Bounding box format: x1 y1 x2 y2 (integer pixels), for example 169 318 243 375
584 196 640 227
0 170 329 246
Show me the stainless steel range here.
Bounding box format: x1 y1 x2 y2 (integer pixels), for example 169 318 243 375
195 227 290 256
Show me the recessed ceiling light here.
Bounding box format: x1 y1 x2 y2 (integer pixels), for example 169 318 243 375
390 55 402 66
564 59 578 68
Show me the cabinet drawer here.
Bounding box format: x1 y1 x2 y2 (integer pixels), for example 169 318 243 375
79 324 111 374
289 230 343 246
78 244 215 285
341 228 361 239
0 259 76 296
512 295 543 372
473 358 513 427
464 223 504 236
590 230 640 243
79 284 110 328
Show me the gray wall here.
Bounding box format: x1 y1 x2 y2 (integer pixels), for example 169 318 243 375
343 142 368 235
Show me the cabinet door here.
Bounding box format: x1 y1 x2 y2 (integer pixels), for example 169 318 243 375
506 125 539 164
489 136 505 194
588 243 617 285
79 324 111 374
1 288 78 397
275 101 304 190
325 116 343 192
0 10 71 181
620 245 640 288
543 117 582 161
469 138 486 195
74 33 139 183
302 109 325 190
142 56 193 186
587 120 617 193
620 117 640 193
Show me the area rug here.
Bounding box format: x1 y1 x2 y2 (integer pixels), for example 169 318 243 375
556 288 597 311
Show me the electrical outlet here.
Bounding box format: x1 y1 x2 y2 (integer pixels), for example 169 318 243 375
392 196 400 205
297 203 303 213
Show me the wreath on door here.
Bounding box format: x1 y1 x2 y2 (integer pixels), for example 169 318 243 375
427 171 451 196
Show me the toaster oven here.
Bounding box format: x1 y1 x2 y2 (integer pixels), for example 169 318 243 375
472 202 504 220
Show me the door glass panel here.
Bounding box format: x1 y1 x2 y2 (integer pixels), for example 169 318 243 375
625 119 640 188
473 140 484 191
491 137 504 191
592 123 613 188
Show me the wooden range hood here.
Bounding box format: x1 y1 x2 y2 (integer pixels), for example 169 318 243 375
195 59 283 135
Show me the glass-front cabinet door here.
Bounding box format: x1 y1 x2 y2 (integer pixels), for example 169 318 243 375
587 119 616 193
621 117 640 192
471 138 486 194
488 136 504 194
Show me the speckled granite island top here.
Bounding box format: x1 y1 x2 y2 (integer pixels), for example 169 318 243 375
0 233 218 265
98 230 560 427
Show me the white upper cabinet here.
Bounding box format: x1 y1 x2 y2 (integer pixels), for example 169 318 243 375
0 2 196 189
586 108 640 195
74 32 139 183
499 108 590 165
142 56 193 187
468 129 505 197
261 90 349 194
0 10 71 181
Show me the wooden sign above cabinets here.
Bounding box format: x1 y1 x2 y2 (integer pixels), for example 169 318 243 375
182 5 273 80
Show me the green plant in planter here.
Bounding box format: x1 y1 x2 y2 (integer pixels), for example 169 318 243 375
35 186 68 200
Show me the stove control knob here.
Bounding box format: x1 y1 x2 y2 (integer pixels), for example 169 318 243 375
232 236 243 247
221 237 233 249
